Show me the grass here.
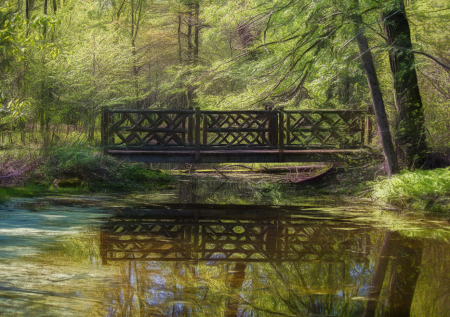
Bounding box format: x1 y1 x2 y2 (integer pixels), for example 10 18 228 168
0 184 46 204
372 168 450 212
0 144 174 201
42 145 173 191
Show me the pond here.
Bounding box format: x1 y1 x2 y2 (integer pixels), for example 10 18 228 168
0 175 449 316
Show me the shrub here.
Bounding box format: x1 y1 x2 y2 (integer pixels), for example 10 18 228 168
372 168 450 212
42 145 172 191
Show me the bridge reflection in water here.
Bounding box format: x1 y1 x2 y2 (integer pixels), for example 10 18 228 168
98 204 425 317
100 203 372 264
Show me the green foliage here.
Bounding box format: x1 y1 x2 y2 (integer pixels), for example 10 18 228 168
43 145 173 191
0 184 46 204
0 0 448 163
0 98 29 131
372 168 450 212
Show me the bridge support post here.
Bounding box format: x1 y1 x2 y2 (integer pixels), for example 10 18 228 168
195 107 201 162
367 106 373 145
203 114 208 145
188 106 194 145
272 109 278 146
279 107 285 162
101 106 109 156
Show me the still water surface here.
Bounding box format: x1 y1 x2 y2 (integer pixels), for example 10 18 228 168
0 176 450 316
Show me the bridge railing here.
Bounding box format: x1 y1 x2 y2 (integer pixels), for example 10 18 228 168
101 107 372 151
284 109 369 149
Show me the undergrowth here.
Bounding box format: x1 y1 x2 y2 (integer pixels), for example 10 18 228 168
42 145 173 191
0 145 173 199
372 168 450 212
0 185 45 203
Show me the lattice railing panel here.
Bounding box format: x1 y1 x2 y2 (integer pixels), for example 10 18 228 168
102 108 370 152
202 111 276 147
104 110 194 147
285 111 365 148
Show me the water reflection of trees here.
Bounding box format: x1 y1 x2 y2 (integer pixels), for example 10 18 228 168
98 205 376 316
408 239 450 316
176 175 289 205
95 205 445 316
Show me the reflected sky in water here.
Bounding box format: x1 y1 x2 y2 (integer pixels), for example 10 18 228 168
1 179 450 316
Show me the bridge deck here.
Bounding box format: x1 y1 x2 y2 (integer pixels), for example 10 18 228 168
107 148 370 163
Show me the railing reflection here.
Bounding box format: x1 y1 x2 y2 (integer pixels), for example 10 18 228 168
100 204 373 264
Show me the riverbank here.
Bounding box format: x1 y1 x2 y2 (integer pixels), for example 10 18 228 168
2 147 450 213
302 164 450 213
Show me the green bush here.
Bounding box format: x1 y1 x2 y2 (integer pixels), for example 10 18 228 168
372 168 450 212
42 145 173 191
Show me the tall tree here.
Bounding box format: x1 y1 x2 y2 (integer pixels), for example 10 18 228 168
352 5 399 176
383 0 427 169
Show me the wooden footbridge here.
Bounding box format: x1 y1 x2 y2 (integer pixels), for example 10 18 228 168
101 107 373 163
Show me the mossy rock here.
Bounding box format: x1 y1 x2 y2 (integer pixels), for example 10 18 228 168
55 178 85 188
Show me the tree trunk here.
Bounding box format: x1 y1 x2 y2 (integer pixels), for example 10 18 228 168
187 7 193 63
385 233 423 317
363 230 396 317
225 262 246 317
43 0 48 37
383 1 427 169
193 1 199 64
353 14 399 177
178 15 182 63
25 0 31 21
130 0 141 98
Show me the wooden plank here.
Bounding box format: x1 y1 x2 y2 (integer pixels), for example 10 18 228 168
107 149 367 155
201 110 274 115
289 127 361 132
207 128 271 133
109 109 195 114
107 148 370 163
285 109 368 113
104 257 314 263
124 128 188 133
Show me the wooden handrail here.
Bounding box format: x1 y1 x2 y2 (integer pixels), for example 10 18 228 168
100 107 373 152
